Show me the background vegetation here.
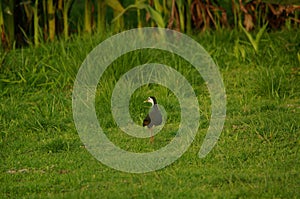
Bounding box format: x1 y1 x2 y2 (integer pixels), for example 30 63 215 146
0 0 300 49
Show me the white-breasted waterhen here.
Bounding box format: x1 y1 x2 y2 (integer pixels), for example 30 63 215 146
143 96 162 143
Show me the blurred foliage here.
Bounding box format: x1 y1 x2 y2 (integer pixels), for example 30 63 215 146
261 0 300 5
0 0 299 50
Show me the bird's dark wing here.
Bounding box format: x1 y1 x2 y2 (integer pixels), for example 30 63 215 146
143 114 151 127
149 105 162 126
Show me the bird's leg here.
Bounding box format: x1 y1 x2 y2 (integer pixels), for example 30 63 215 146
150 127 154 143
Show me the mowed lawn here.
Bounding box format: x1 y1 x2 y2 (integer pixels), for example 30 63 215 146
0 29 299 198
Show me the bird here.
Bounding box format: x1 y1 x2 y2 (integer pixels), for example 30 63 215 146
143 96 162 143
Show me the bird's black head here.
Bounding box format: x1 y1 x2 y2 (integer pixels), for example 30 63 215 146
149 96 157 104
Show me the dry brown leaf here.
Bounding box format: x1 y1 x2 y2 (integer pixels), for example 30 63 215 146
244 13 254 31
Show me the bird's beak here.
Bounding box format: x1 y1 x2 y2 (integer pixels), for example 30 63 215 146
144 100 148 103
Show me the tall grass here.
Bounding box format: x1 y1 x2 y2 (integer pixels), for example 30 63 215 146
0 27 299 198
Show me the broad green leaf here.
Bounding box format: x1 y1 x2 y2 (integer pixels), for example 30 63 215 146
176 0 185 32
256 22 269 44
239 21 257 52
239 21 268 53
105 0 125 12
112 1 165 28
175 0 184 8
153 0 163 13
146 5 165 28
112 1 148 23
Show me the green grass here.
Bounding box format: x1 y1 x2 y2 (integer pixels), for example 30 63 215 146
0 29 299 198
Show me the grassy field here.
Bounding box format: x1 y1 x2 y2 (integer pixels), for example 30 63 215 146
0 28 299 198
